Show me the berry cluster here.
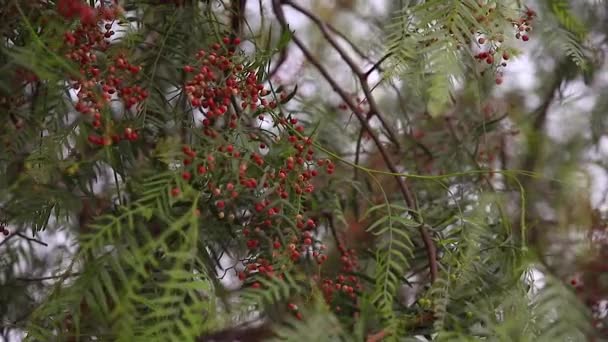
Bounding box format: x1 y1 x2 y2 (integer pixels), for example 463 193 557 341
320 245 361 312
172 39 359 315
58 1 146 146
472 5 536 85
513 7 537 42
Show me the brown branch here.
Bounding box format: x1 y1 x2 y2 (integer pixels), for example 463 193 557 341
364 52 392 77
325 22 370 62
230 0 247 35
366 329 388 342
15 232 48 247
282 0 401 151
272 0 437 283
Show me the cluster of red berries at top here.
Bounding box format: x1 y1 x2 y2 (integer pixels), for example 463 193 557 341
473 6 537 85
170 38 358 318
57 0 99 25
57 0 145 147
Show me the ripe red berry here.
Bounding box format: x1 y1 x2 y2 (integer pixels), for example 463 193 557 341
171 187 180 197
182 171 191 181
522 35 529 42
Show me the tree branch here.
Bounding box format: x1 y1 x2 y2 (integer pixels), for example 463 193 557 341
282 0 401 150
14 232 48 247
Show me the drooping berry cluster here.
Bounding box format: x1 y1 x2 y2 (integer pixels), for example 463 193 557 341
472 5 536 85
173 38 358 316
513 7 537 42
58 1 146 146
320 244 361 313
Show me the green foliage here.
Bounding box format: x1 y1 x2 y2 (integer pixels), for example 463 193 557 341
0 0 605 341
364 202 416 333
540 0 589 68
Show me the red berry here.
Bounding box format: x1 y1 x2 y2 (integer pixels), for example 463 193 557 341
182 171 192 181
79 6 96 26
522 35 529 42
171 187 180 197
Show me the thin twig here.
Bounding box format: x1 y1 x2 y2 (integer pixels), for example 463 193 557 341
364 52 392 77
15 232 48 247
325 22 370 61
16 272 80 282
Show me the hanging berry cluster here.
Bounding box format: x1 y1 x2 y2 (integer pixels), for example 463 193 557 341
472 4 536 85
173 37 360 317
320 244 361 314
58 0 146 146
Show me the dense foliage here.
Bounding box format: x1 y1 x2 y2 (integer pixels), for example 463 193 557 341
1 0 607 341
